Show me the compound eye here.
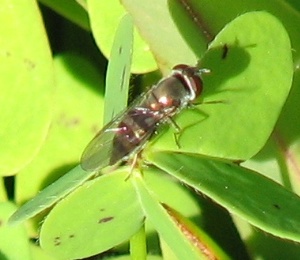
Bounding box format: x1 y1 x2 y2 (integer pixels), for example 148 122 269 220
192 76 203 98
172 64 189 72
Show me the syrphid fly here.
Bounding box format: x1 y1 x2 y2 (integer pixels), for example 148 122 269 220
81 64 209 172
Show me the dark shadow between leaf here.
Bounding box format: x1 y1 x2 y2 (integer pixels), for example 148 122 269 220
40 162 78 191
246 227 300 259
57 53 105 96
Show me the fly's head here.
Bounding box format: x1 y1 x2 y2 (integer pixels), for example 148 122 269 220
172 64 210 102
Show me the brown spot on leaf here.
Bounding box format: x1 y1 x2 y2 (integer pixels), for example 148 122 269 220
54 236 61 246
57 113 80 128
98 216 114 223
24 58 36 70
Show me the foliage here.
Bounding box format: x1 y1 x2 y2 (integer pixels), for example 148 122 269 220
1 0 300 259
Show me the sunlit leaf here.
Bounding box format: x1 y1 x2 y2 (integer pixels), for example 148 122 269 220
0 202 31 259
0 0 53 175
87 0 156 73
149 11 293 160
39 170 144 259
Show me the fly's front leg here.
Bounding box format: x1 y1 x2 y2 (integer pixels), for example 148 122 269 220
172 110 209 149
171 100 227 148
165 117 182 148
192 99 228 106
165 115 205 149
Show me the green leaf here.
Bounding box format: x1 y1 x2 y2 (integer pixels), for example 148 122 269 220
133 170 230 259
122 0 198 73
0 0 54 175
142 168 200 218
13 53 104 224
167 0 300 192
132 172 206 259
11 13 133 226
10 166 96 225
39 170 144 259
148 151 300 242
87 0 157 73
104 14 133 123
148 11 293 160
0 202 31 260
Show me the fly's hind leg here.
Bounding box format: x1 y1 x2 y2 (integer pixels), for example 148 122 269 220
125 151 145 181
164 116 182 148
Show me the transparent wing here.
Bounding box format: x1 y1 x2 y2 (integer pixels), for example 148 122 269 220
80 95 156 172
80 111 127 172
81 75 167 172
81 14 134 172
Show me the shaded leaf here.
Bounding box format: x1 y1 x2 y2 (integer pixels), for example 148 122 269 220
104 14 133 123
148 151 300 242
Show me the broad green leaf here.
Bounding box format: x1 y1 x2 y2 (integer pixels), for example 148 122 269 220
104 14 133 123
13 53 104 225
132 171 224 260
169 0 300 193
0 0 53 175
0 202 31 260
148 11 293 160
143 168 200 218
39 170 144 259
122 0 198 73
140 169 230 259
12 14 132 227
148 151 300 242
87 0 157 73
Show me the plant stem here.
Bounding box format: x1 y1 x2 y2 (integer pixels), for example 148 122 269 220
130 224 147 260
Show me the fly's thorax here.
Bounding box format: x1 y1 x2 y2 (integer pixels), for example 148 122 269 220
142 75 192 114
